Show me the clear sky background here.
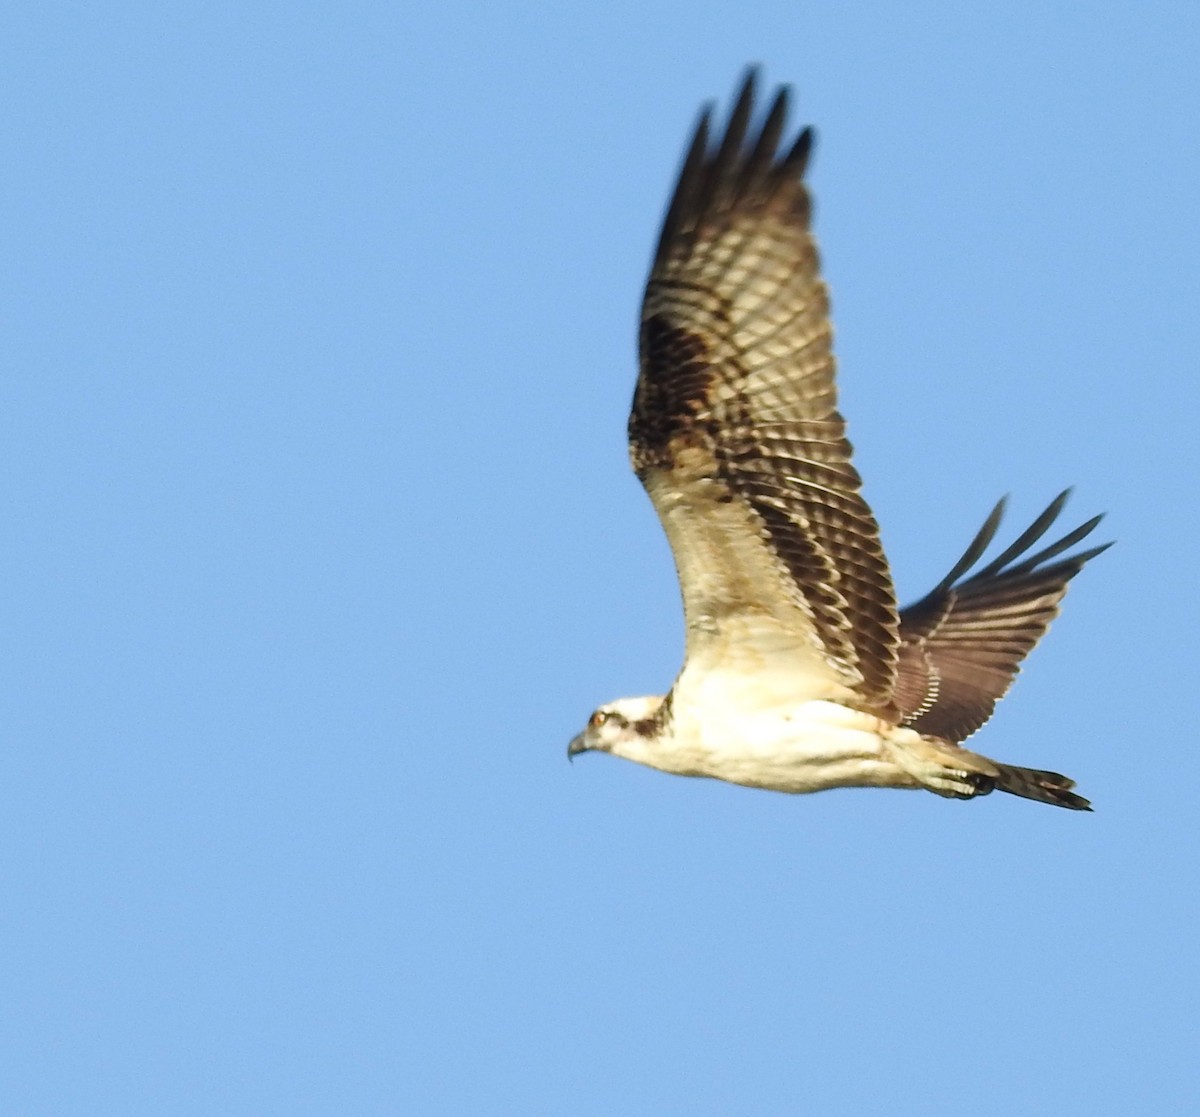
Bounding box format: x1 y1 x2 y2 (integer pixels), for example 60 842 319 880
1 3 1197 1113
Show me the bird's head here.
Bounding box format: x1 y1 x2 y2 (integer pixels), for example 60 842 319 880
567 695 666 763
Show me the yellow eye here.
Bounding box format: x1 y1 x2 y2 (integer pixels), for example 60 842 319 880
589 710 609 729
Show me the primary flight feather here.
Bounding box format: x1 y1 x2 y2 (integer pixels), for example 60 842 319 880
568 70 1108 810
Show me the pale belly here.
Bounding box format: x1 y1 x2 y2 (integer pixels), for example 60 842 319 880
652 699 923 794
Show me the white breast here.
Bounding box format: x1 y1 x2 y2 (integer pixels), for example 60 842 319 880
654 672 913 794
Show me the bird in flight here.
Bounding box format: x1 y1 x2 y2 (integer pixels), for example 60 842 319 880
568 70 1109 809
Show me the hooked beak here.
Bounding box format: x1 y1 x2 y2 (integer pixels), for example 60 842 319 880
567 733 588 763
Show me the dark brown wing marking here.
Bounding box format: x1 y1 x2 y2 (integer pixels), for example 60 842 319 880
894 491 1110 743
629 69 898 706
632 315 720 470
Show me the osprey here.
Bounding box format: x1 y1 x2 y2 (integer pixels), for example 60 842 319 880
568 71 1109 809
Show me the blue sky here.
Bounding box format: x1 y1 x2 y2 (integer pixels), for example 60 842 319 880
2 2 1197 1113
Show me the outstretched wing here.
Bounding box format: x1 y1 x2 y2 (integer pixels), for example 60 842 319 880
894 491 1111 743
628 70 898 709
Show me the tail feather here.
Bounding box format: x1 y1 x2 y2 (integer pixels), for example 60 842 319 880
988 763 1092 811
891 734 1093 810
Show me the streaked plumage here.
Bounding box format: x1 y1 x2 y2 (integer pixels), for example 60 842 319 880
569 71 1109 810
